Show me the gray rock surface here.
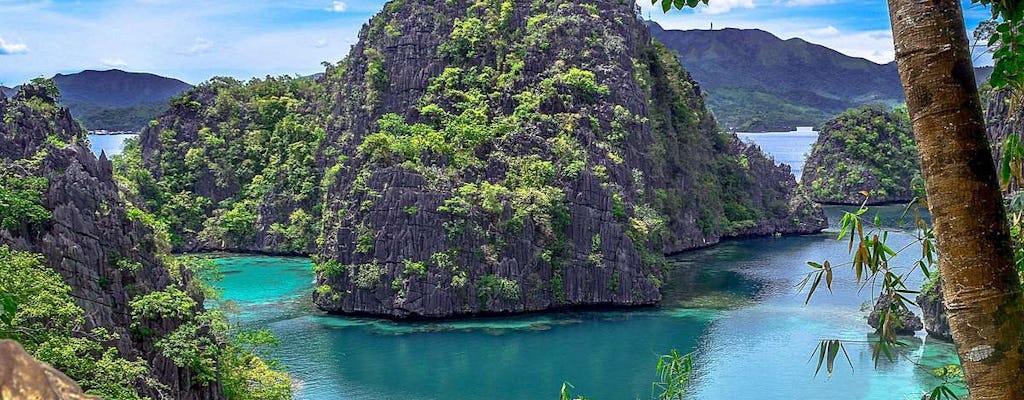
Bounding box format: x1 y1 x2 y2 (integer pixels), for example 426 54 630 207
0 85 222 400
917 278 952 341
312 0 826 318
867 295 923 335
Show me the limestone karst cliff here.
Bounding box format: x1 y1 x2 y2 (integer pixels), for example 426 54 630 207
0 83 224 399
122 0 826 319
801 106 920 205
310 0 825 317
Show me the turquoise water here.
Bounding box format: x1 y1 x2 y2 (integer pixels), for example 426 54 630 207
204 132 960 399
87 134 136 156
208 210 961 399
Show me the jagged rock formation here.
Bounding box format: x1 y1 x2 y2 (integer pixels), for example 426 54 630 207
917 278 952 341
121 76 324 254
984 88 1022 168
802 106 920 205
0 84 223 399
0 340 100 400
867 296 923 336
310 0 825 318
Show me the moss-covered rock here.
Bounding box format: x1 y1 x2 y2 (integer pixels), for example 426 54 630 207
801 105 920 205
116 76 326 254
118 0 825 319
311 0 825 318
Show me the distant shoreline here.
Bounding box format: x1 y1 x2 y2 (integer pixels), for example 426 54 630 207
87 130 137 135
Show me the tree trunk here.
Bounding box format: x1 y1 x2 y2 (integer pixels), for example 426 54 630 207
887 1 1024 398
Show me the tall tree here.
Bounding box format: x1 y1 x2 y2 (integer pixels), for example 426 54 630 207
650 0 1024 397
887 0 1024 398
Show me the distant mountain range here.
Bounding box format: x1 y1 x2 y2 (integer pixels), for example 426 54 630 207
5 30 994 133
648 22 993 131
3 70 191 132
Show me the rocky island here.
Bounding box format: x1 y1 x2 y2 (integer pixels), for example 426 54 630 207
115 0 826 319
802 105 921 205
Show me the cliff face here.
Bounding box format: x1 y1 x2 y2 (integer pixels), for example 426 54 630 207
801 106 920 205
123 76 325 254
917 278 952 341
985 88 1022 168
310 0 825 318
0 85 222 399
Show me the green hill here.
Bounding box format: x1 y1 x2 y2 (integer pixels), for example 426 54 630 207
649 22 992 131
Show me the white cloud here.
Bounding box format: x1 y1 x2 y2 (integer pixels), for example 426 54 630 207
100 58 127 67
701 0 755 14
637 0 754 15
181 37 213 55
313 38 328 48
791 29 895 63
805 25 840 37
327 1 346 12
0 37 27 55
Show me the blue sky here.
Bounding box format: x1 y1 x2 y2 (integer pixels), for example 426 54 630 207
0 0 994 86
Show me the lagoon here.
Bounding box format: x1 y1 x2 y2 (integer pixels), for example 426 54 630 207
204 130 959 399
210 210 958 400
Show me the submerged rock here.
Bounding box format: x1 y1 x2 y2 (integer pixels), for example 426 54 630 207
867 295 923 335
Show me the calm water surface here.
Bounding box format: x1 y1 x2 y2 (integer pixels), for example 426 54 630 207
209 209 958 400
204 133 960 399
736 130 818 179
87 134 136 156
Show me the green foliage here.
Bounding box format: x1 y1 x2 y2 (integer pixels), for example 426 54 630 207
313 259 346 277
29 77 61 100
129 286 197 332
351 261 384 289
804 106 918 203
977 2 1024 89
403 259 427 277
555 67 610 99
0 173 51 229
220 329 293 400
0 246 149 399
475 274 520 305
653 349 694 400
113 75 324 253
439 17 489 60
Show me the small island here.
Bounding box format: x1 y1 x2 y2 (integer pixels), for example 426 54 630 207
801 105 921 205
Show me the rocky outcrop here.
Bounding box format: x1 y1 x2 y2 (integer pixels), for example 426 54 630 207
867 295 923 335
802 106 920 205
126 76 323 254
310 0 825 318
119 0 825 319
0 340 100 400
984 88 1022 169
0 84 223 399
917 278 952 341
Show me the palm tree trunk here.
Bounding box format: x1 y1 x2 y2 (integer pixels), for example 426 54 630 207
887 0 1024 398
